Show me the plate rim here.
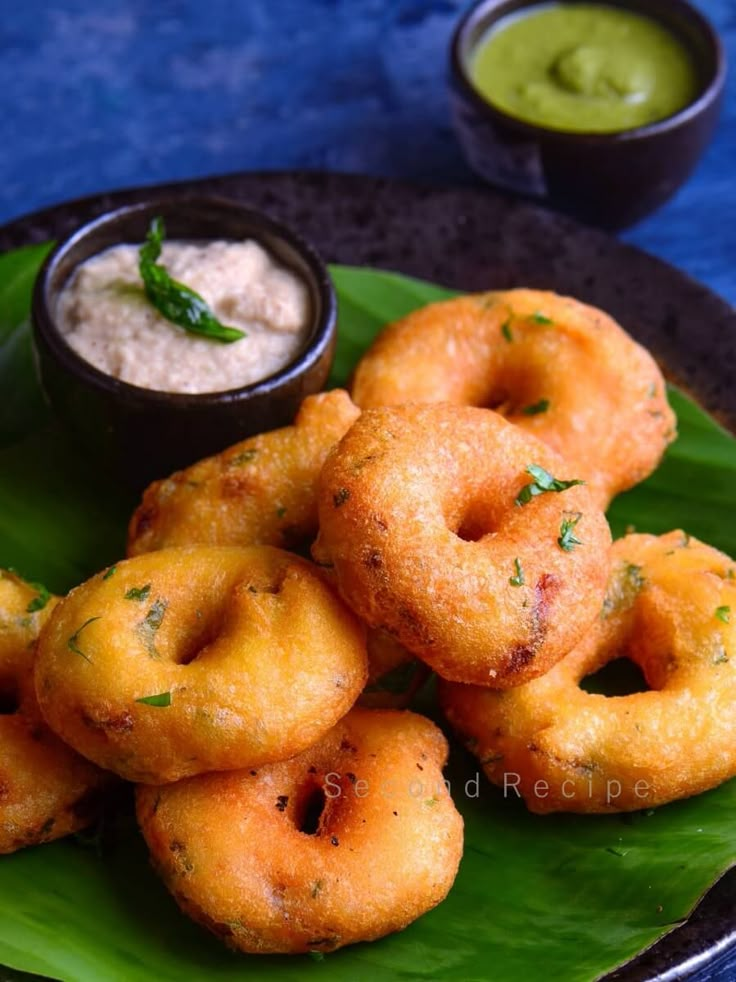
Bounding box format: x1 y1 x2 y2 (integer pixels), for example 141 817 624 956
0 168 734 982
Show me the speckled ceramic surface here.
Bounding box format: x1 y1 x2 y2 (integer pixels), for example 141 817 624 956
0 170 734 981
2 171 735 429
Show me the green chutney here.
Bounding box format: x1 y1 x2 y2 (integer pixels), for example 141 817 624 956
470 3 699 133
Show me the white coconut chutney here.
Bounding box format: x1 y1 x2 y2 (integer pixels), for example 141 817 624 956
57 239 311 394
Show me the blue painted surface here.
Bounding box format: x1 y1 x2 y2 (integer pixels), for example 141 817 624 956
0 1 734 979
1 0 733 304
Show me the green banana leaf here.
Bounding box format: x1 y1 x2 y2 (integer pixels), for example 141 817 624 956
0 250 734 982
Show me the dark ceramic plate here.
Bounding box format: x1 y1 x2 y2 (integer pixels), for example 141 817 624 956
1 171 735 982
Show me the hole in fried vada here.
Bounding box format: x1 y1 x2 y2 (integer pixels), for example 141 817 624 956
580 657 649 697
296 786 327 836
480 385 512 414
454 501 497 543
175 615 223 666
456 518 490 543
0 682 20 715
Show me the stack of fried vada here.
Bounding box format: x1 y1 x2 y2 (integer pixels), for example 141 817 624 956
10 285 735 958
22 544 463 954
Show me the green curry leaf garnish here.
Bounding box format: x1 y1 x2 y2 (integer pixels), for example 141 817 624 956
138 217 245 344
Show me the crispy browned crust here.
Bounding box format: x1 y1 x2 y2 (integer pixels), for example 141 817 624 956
314 403 611 687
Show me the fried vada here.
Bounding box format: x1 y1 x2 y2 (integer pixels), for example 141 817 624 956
313 403 611 687
127 390 360 557
440 531 736 812
136 706 463 953
350 290 675 506
0 571 111 853
35 547 367 784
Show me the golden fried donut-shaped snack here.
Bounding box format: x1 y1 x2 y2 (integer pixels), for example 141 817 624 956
136 707 463 954
0 571 112 853
124 389 417 710
350 290 675 506
313 404 611 688
127 390 360 557
441 531 736 813
35 547 367 784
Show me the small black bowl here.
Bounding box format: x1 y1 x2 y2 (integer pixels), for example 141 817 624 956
32 195 337 488
450 0 726 229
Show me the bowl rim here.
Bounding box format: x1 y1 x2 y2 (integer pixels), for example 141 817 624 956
31 193 337 407
449 0 728 144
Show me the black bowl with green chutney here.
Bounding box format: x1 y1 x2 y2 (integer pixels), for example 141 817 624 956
450 0 726 228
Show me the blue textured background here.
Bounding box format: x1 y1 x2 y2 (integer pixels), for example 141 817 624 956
0 2 734 980
1 0 734 304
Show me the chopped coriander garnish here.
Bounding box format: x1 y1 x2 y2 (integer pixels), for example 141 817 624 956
558 513 583 552
102 565 117 581
5 569 51 614
137 599 168 657
67 616 101 663
501 320 513 343
520 398 550 416
625 563 645 591
125 584 151 602
515 464 585 506
26 581 51 614
138 217 245 344
715 605 731 624
275 506 287 519
600 560 645 616
228 448 258 467
509 558 525 587
136 691 172 707
531 312 553 325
